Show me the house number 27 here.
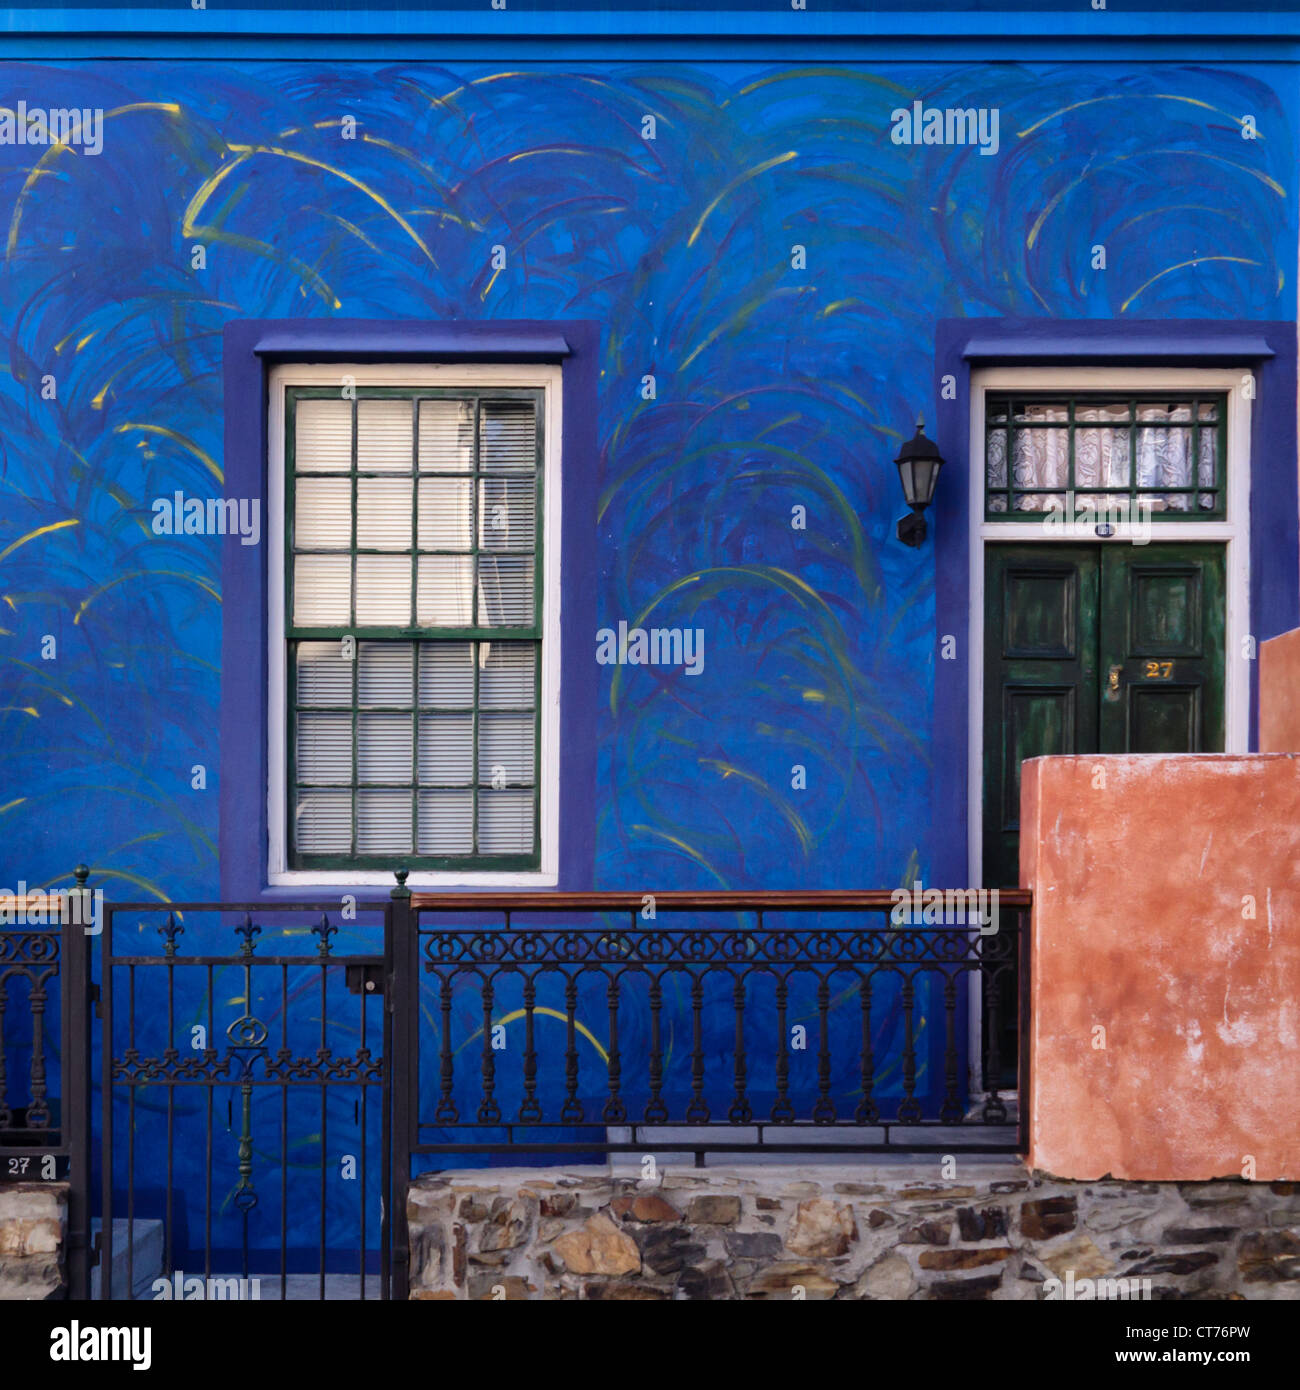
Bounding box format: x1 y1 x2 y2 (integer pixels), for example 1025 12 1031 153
1143 661 1173 680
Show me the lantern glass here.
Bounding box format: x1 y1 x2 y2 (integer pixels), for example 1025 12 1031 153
897 453 941 508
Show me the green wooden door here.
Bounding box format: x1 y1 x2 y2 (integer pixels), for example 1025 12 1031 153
981 541 1225 1088
983 541 1226 889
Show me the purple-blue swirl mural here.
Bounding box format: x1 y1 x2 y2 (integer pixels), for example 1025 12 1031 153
0 57 1291 1263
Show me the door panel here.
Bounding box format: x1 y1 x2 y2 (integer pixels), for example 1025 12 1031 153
1098 544 1225 754
983 546 1099 890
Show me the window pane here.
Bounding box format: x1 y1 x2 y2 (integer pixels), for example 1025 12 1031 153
357 400 412 472
356 556 411 626
418 790 473 854
419 642 475 707
419 714 473 784
358 642 413 706
296 641 352 705
356 790 412 853
295 790 352 852
481 400 535 472
295 399 352 473
477 555 534 626
478 713 534 784
295 478 352 548
296 713 352 784
357 478 412 550
419 398 474 472
477 790 533 854
294 556 351 626
1075 421 1131 492
417 556 474 626
418 478 473 550
479 477 535 551
986 428 1007 490
357 713 413 783
987 393 1225 519
479 643 534 708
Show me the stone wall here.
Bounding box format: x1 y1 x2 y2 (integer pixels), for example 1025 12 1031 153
406 1165 1300 1300
0 1183 66 1299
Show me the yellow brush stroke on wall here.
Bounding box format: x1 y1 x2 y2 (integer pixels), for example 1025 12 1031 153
0 518 78 564
737 67 910 99
73 867 172 902
430 71 530 107
187 145 437 267
1019 94 1262 141
1120 256 1260 314
609 566 836 715
74 569 220 624
6 144 71 259
699 757 814 856
681 287 802 372
629 825 729 884
687 152 798 247
0 797 27 816
114 424 222 484
6 103 181 258
0 707 38 718
159 226 340 319
1028 149 1285 251
468 1007 610 1065
818 298 868 319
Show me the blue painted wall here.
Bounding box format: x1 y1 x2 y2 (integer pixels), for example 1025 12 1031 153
0 54 1295 1256
2 58 1293 904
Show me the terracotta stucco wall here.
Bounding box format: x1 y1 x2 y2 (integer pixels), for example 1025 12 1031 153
1260 628 1300 752
1021 755 1300 1181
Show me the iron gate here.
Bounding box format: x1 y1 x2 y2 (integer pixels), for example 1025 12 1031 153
98 900 391 1301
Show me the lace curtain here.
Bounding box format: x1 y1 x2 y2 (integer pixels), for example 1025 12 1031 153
987 403 1218 512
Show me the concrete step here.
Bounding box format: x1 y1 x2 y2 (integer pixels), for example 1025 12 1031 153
90 1218 164 1300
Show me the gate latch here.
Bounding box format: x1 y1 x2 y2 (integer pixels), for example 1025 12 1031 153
345 963 385 997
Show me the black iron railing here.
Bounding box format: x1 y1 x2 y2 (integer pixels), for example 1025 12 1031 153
0 871 93 1298
4 874 1030 1302
390 883 1030 1296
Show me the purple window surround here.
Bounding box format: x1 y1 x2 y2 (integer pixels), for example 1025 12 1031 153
219 318 600 900
929 318 1298 892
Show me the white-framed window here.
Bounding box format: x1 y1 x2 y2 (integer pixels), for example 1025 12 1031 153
266 363 563 888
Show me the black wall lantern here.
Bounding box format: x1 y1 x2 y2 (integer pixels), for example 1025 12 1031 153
893 415 944 547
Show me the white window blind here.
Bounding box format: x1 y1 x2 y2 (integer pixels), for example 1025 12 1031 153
287 389 542 866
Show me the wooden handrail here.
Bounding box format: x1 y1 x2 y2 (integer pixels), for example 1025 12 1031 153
408 888 1033 911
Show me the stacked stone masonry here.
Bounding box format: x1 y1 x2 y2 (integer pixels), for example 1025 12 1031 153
406 1166 1300 1300
0 1183 67 1300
